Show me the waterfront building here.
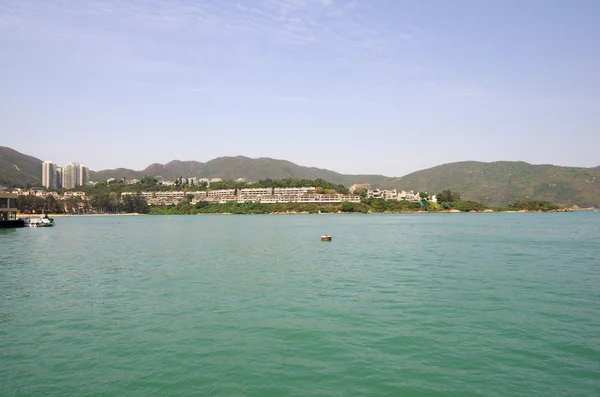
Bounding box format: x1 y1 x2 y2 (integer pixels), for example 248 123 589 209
0 192 20 225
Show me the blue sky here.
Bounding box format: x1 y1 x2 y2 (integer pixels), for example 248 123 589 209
1 0 599 176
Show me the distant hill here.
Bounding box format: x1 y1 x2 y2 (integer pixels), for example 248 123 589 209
90 156 392 188
386 161 600 207
91 160 206 182
2 146 599 207
0 146 42 187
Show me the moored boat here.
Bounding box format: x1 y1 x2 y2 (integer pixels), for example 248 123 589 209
22 214 55 227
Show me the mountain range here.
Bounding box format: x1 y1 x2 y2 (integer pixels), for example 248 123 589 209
1 146 598 207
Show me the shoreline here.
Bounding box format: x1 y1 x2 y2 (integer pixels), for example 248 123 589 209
17 208 594 218
18 213 147 217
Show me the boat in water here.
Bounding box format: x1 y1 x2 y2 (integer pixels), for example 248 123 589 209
321 235 332 241
22 214 55 227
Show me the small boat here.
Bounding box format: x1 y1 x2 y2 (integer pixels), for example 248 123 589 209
321 235 332 241
22 214 55 227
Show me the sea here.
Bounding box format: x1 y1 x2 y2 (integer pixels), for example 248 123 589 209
1 212 599 396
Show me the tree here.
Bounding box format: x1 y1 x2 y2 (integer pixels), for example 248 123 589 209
341 202 354 212
436 190 461 203
45 195 59 213
370 199 387 212
123 194 149 214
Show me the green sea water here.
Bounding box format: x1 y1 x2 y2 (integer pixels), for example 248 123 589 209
1 212 599 396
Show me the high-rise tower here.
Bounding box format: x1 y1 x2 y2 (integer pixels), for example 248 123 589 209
78 164 89 187
62 163 79 190
42 161 58 189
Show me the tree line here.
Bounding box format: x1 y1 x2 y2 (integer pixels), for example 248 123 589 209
14 182 563 214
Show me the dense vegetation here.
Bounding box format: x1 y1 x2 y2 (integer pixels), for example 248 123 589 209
15 185 565 215
18 195 88 214
16 193 150 214
149 201 363 215
497 200 562 212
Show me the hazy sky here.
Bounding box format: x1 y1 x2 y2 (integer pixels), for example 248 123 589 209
1 0 599 176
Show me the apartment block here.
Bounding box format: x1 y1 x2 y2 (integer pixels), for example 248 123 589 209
42 161 61 190
239 188 273 196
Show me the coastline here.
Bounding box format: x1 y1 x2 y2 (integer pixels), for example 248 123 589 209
18 213 147 217
17 208 591 218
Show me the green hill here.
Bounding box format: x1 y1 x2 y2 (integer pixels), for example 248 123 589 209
2 146 599 207
0 146 42 187
386 161 600 207
90 156 392 188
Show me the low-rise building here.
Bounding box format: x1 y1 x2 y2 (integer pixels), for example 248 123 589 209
340 195 361 203
0 192 19 222
156 191 186 199
218 195 238 204
273 187 315 195
239 188 272 197
207 189 236 197
63 191 86 199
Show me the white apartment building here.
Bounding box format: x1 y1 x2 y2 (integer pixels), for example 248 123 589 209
62 164 78 189
155 191 186 199
207 189 236 197
42 161 59 190
239 188 272 196
340 195 361 203
62 163 89 189
63 191 86 199
78 164 89 187
218 195 238 204
367 189 421 202
121 192 154 199
237 196 260 203
273 187 316 195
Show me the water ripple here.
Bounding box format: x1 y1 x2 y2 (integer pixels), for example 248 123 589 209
1 213 599 396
